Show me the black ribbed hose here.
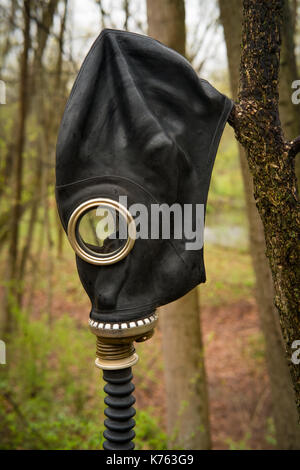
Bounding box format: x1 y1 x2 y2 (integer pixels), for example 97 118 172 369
102 367 136 450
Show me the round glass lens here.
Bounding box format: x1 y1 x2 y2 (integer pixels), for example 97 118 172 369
76 206 128 256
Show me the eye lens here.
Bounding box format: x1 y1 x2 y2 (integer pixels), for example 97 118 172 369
76 206 128 256
67 198 136 265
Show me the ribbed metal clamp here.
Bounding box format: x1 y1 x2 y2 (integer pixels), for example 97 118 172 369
89 312 157 370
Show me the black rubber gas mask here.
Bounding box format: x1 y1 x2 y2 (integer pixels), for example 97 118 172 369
55 29 233 330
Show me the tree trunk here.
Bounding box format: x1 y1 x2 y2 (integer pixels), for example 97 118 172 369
0 0 18 73
2 0 31 336
18 144 43 288
147 0 186 56
31 0 60 94
279 0 300 185
219 0 300 449
17 0 59 302
160 290 211 450
228 0 300 418
53 0 68 259
147 0 211 450
279 0 300 142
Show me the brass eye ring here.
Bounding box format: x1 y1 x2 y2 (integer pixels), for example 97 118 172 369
67 198 136 265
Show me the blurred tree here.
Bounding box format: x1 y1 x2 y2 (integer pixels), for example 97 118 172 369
186 1 220 75
226 0 300 421
147 0 185 55
147 0 211 450
0 0 18 74
123 0 130 30
1 0 65 334
279 0 300 184
55 0 68 259
95 0 114 29
219 0 300 449
3 0 32 336
0 0 19 209
19 0 60 288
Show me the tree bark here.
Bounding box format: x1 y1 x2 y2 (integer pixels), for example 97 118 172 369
228 0 300 417
219 0 300 448
147 0 211 450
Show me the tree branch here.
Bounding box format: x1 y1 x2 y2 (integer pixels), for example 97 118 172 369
289 136 300 158
227 103 237 128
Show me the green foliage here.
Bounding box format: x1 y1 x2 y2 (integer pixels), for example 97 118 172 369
245 333 266 362
210 136 244 204
0 313 166 450
265 417 276 447
225 432 252 450
200 245 255 305
135 409 168 450
241 332 266 373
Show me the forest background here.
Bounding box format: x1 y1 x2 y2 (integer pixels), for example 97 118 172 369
0 0 299 450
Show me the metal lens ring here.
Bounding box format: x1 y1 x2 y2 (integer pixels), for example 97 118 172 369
67 198 136 265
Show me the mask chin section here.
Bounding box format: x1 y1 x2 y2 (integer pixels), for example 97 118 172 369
88 311 158 338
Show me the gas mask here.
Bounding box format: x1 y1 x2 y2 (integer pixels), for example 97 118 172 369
55 29 233 334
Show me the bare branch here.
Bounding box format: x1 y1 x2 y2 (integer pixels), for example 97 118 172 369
289 136 300 158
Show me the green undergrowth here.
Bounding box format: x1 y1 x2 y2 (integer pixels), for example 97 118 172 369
0 312 167 450
200 244 255 306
